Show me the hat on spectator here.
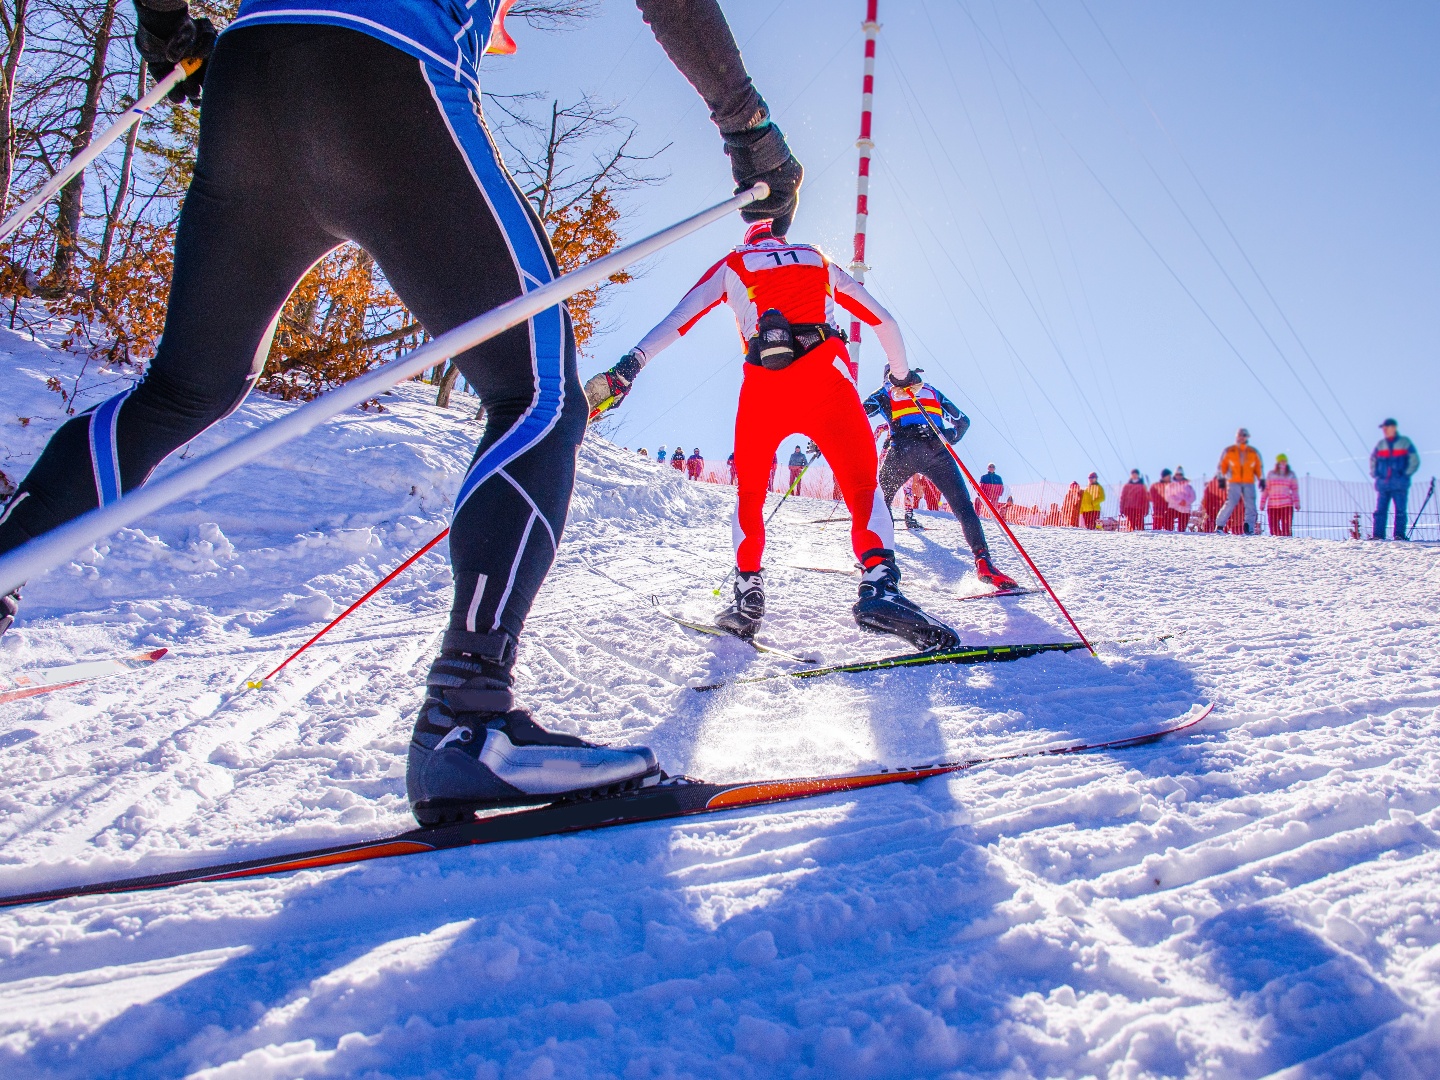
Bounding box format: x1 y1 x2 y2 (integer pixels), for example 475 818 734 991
1160 468 1173 477
1174 467 1186 477
1380 418 1398 428
987 463 996 470
1276 453 1289 463
1237 427 1250 438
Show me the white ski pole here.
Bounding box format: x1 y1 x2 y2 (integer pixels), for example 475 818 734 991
0 59 199 247
0 184 768 596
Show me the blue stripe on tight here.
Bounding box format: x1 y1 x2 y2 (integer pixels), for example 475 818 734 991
421 69 567 519
87 391 130 507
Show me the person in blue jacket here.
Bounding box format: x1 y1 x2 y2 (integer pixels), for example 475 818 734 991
864 368 1019 591
1371 418 1421 540
0 0 802 823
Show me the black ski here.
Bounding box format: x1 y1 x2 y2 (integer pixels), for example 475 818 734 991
0 704 1212 910
658 612 817 664
693 639 1094 691
956 587 1039 602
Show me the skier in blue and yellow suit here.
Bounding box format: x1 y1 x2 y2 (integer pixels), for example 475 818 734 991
0 0 802 824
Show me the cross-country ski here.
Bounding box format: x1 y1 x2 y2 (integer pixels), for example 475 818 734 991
0 1 1432 1076
0 648 167 704
0 704 1212 910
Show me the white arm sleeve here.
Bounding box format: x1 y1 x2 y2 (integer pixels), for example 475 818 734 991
830 263 908 377
631 258 729 366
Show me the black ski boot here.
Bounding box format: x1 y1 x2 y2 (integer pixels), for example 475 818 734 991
715 570 765 639
407 630 660 826
903 510 924 530
0 589 17 639
852 555 960 651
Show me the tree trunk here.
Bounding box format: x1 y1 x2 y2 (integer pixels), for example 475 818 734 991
97 59 144 272
0 0 29 219
435 361 461 407
50 0 119 289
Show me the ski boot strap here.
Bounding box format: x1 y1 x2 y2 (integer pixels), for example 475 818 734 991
442 629 515 665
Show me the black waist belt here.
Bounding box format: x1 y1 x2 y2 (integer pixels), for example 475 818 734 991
745 322 846 367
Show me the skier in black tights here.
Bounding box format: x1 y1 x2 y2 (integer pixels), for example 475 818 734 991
0 0 802 824
864 369 1020 592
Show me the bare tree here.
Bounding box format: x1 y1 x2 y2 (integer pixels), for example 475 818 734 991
0 0 31 216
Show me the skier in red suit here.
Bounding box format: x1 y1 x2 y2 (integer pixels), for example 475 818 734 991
586 221 957 650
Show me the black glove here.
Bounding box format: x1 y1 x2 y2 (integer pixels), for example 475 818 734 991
945 414 970 444
133 1 217 104
724 120 803 237
887 368 922 389
583 351 644 416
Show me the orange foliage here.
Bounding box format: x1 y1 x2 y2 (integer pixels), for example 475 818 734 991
54 221 177 366
545 188 629 350
257 244 410 402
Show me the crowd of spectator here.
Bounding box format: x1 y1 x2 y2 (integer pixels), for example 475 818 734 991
626 418 1422 542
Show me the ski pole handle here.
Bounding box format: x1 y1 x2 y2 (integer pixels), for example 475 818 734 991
0 59 199 248
0 184 768 597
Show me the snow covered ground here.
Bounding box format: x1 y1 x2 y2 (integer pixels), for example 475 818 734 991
1 328 1439 1078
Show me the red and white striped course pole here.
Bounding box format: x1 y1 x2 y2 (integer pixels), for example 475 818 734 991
847 0 881 382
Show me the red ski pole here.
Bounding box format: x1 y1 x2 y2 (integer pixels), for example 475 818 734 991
903 388 1094 655
248 527 450 688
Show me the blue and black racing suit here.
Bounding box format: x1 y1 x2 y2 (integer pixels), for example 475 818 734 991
0 1 784 668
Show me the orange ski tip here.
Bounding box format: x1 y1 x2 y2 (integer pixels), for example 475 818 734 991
705 767 955 809
207 840 436 882
486 0 518 55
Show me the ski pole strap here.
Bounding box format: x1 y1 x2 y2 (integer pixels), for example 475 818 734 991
0 185 768 597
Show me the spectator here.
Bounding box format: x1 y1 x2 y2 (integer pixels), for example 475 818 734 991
1149 468 1173 531
769 452 778 491
1215 427 1263 535
787 444 807 491
1260 453 1299 536
1119 469 1148 531
1371 418 1420 540
638 448 649 458
979 463 1004 515
657 445 668 464
1201 476 1225 533
1062 481 1083 527
1079 472 1105 529
671 447 687 473
1167 468 1195 531
727 451 737 485
687 448 705 480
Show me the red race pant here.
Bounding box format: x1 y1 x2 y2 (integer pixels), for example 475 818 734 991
732 341 892 572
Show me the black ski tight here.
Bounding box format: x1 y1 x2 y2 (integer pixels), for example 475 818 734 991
0 25 585 657
879 434 989 558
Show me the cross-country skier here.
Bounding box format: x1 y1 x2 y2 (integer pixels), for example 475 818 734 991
0 0 802 825
584 220 958 650
863 369 1019 592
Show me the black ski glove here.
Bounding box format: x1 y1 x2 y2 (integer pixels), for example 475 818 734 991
724 120 803 236
133 1 217 104
946 414 970 444
583 351 644 417
887 368 922 389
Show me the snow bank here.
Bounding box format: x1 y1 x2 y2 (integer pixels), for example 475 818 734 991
1 332 1439 1077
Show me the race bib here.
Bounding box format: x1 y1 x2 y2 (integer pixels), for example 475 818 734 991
741 247 825 273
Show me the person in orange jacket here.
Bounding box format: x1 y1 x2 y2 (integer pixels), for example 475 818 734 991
1214 427 1263 535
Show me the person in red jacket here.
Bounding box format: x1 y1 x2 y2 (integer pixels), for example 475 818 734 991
1149 469 1173 531
1119 469 1148 531
587 221 957 650
686 449 705 480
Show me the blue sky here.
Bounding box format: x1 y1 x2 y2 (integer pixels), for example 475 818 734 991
485 1 1437 486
